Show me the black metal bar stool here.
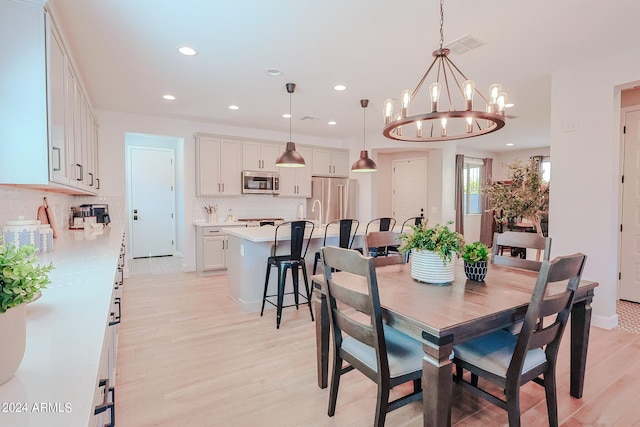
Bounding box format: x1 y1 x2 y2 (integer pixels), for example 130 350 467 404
261 220 315 329
312 218 359 275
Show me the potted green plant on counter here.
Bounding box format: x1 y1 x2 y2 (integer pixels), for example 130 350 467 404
462 241 490 281
399 220 465 285
0 240 53 385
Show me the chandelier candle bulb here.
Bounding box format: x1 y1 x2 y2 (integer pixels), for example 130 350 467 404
498 92 508 115
416 120 423 138
466 117 474 133
429 82 441 112
401 89 411 117
440 117 447 137
463 80 475 110
383 99 394 125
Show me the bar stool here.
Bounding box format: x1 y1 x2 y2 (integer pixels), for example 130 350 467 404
261 220 315 329
364 217 396 257
312 218 359 275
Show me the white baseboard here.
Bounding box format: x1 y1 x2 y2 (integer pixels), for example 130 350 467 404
591 313 618 330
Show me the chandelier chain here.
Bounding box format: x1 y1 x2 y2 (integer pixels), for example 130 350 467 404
439 0 444 49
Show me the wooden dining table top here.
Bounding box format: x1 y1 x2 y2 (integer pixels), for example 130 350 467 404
312 259 598 345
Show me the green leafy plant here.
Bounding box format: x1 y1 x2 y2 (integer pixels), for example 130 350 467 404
0 240 54 313
462 241 490 264
399 220 465 264
483 157 549 235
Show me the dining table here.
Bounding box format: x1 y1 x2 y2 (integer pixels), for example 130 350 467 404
311 259 598 427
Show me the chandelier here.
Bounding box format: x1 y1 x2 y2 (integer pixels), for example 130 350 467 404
382 0 507 142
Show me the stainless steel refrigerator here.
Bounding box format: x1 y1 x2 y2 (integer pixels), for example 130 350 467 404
307 177 358 224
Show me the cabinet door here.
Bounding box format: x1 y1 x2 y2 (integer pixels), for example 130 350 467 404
219 139 242 195
242 140 261 171
331 150 350 177
312 148 332 176
278 165 297 197
47 20 69 185
296 146 313 197
196 136 221 196
260 142 280 172
73 84 85 186
203 235 227 270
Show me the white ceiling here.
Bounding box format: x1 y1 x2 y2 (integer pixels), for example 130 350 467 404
50 0 640 153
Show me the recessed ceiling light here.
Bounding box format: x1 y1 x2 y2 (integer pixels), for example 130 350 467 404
178 46 197 56
505 103 515 108
163 94 176 100
266 68 282 76
282 113 292 118
228 105 239 110
328 121 337 126
334 84 347 91
506 143 514 146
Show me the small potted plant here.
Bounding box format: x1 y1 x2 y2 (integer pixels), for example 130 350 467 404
462 241 490 281
0 240 53 385
399 220 465 285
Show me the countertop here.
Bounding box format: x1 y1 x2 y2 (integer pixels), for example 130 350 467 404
192 220 248 227
0 226 124 427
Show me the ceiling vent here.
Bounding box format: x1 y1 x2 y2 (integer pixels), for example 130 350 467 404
444 34 485 55
300 115 320 121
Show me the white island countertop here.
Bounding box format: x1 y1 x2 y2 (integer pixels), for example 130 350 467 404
0 226 124 427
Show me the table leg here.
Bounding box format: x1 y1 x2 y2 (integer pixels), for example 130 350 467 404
570 296 593 398
422 340 454 427
314 285 329 389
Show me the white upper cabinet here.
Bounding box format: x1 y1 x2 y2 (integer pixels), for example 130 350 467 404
311 148 350 177
278 146 312 197
0 2 99 194
242 140 280 172
196 134 242 197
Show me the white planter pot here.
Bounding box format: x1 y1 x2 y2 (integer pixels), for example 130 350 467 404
0 303 27 385
411 250 455 285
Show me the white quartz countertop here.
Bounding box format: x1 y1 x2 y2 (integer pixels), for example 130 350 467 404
0 226 124 427
192 220 248 227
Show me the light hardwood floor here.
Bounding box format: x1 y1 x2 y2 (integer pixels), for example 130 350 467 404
116 271 640 426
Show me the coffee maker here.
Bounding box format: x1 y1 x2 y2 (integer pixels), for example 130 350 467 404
83 204 110 224
70 204 110 229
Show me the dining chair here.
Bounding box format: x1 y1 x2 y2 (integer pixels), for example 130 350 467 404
492 231 551 271
260 220 315 329
312 218 359 275
363 217 396 257
364 231 405 267
320 246 423 427
452 253 587 427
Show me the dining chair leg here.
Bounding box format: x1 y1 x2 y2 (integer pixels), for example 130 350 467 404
505 385 522 427
313 253 320 275
301 264 314 321
544 371 559 427
276 265 287 329
260 263 271 316
374 383 390 427
327 355 343 417
292 265 300 309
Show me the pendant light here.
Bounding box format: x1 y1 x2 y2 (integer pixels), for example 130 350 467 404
275 83 306 168
351 99 377 172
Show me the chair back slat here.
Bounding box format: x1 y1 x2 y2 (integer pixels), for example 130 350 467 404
333 310 376 348
272 220 314 259
528 321 561 350
491 231 551 271
328 277 374 315
538 291 572 318
365 217 397 235
364 231 405 266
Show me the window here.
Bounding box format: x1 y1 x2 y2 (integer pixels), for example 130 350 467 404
463 161 483 215
541 159 551 183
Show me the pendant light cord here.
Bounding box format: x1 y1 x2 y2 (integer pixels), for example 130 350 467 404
439 0 445 50
363 105 366 150
289 92 292 141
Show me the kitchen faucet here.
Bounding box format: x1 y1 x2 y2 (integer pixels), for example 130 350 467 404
312 199 323 227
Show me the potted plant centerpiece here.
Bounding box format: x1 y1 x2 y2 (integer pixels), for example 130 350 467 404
399 220 465 285
0 240 53 385
462 241 490 281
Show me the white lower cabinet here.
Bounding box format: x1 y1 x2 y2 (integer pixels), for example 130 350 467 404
196 225 245 271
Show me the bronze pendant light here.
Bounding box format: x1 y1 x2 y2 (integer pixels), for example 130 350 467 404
351 99 377 172
275 83 306 167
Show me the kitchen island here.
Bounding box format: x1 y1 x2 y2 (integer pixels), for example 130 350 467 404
0 226 124 427
225 223 369 313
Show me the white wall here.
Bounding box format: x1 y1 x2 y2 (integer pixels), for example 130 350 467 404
550 47 640 329
96 109 346 271
494 147 551 182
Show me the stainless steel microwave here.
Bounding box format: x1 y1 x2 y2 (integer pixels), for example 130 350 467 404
241 171 280 194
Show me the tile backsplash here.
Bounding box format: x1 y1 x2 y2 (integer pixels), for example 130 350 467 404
0 185 125 231
194 195 306 222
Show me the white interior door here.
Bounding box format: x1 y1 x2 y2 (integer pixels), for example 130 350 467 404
621 109 640 302
130 147 176 258
392 158 427 225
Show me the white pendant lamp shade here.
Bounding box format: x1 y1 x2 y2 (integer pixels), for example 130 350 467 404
276 83 306 167
351 99 377 172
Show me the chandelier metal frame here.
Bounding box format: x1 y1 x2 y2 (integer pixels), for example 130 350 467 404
382 0 506 142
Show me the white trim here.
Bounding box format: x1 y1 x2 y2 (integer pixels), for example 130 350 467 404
591 313 618 330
